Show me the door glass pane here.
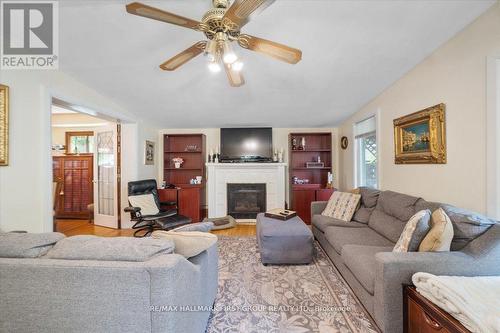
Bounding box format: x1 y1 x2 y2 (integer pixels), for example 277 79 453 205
357 134 377 188
97 131 114 216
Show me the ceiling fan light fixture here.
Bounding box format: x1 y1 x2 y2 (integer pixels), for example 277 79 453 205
222 40 237 64
208 60 221 73
232 60 243 72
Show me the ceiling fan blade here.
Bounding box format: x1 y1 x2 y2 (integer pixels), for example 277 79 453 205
223 0 275 29
238 34 302 64
224 63 245 87
126 2 202 30
160 41 207 71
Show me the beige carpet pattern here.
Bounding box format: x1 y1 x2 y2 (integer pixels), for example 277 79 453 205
207 236 379 333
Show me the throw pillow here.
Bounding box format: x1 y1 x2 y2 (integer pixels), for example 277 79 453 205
0 232 65 258
173 221 214 232
46 235 174 261
152 231 217 258
128 194 159 216
393 210 431 252
321 191 361 222
419 208 454 252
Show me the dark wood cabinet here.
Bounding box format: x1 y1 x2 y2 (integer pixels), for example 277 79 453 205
158 187 202 223
53 155 93 219
404 286 470 333
292 185 334 224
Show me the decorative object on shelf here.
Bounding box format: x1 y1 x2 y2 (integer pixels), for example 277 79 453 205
0 84 9 166
185 144 198 152
326 172 334 189
292 177 310 185
394 103 446 164
278 148 284 163
125 0 302 87
298 137 305 150
264 208 297 221
144 140 155 165
272 149 278 162
52 144 66 152
172 157 184 168
340 136 348 150
196 176 202 184
306 161 325 169
291 137 298 150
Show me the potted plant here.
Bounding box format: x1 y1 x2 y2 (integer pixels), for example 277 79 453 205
172 157 184 169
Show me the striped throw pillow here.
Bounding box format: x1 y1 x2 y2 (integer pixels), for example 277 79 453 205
321 191 361 222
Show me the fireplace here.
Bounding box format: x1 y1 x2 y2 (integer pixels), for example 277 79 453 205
227 183 266 219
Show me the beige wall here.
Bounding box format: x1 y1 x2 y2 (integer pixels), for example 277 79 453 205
158 128 340 207
338 3 500 214
0 69 159 232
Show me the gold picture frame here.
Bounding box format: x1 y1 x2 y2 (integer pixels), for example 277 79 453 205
0 84 8 166
394 103 446 164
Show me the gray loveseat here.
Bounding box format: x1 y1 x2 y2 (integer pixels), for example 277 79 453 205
0 235 218 333
311 188 500 333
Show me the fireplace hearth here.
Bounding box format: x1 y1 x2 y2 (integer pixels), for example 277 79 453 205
227 183 266 219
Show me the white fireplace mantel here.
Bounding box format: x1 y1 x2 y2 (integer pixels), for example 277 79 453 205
206 163 287 219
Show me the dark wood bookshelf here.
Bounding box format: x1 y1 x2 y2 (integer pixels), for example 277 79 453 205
289 132 333 223
163 134 206 223
163 134 206 186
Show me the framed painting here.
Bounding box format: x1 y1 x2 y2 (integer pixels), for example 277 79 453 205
0 85 8 166
394 103 446 164
144 140 155 165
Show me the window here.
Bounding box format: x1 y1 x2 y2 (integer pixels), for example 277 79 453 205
65 131 94 154
355 117 378 188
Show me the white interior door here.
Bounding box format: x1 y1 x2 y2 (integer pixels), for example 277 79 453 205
93 125 118 228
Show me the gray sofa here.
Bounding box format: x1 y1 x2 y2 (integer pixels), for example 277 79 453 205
311 188 500 333
0 235 218 333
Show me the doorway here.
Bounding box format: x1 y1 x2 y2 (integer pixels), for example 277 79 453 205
51 98 121 233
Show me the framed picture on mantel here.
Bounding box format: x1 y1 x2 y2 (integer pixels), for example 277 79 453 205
393 103 446 164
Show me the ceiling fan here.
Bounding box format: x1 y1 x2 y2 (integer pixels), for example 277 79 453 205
126 0 302 87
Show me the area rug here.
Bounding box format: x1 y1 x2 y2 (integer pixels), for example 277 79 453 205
206 236 379 333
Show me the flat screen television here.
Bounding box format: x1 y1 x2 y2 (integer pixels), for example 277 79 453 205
220 127 272 162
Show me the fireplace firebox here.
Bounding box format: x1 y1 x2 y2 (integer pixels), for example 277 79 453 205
227 183 266 219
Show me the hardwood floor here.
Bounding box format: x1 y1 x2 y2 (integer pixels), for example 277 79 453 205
55 219 256 237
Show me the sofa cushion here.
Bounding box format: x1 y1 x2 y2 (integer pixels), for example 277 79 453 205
359 187 381 208
368 209 406 243
393 210 431 252
322 191 361 222
128 193 159 216
324 226 394 254
441 205 498 250
341 245 393 295
415 199 442 213
152 231 217 258
46 235 174 261
0 232 65 258
352 207 375 224
375 191 420 221
368 191 421 243
419 208 454 252
312 215 367 233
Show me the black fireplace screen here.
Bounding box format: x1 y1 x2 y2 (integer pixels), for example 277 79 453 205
227 183 266 219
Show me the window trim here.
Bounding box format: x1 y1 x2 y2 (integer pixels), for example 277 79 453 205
353 113 380 189
487 57 500 219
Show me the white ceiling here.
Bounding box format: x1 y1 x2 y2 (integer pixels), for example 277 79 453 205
59 0 495 128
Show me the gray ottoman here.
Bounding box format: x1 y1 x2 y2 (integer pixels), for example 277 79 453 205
256 213 314 265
